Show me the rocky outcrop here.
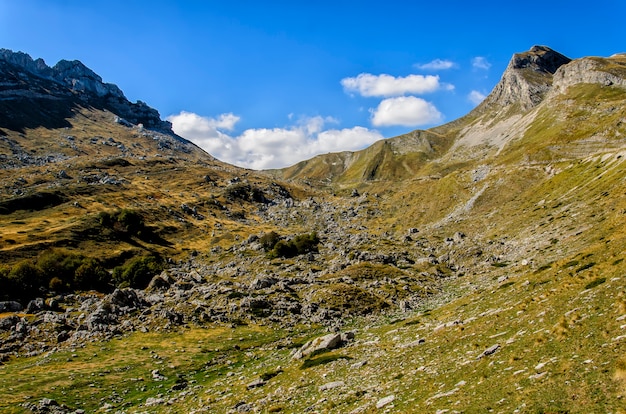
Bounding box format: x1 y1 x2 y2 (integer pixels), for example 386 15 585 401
551 54 626 93
0 48 171 131
482 45 571 111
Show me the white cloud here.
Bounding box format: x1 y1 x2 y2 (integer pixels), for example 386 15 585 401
168 112 384 170
341 73 441 97
370 96 443 127
472 56 491 70
468 90 487 105
415 59 456 71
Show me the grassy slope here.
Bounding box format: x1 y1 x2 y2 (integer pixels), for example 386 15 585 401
1 59 626 412
0 107 316 266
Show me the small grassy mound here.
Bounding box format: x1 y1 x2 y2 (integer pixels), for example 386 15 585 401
309 283 389 315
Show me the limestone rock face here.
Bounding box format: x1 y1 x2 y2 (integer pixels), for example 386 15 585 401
551 54 626 93
52 59 125 99
484 45 571 110
0 48 171 131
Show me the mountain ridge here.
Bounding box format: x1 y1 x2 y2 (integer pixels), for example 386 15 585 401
0 49 172 133
276 46 625 186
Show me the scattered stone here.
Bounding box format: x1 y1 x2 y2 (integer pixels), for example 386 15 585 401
58 170 71 179
0 301 23 312
291 331 354 360
152 369 167 381
319 381 345 391
478 344 501 359
351 360 368 369
234 402 253 412
376 395 395 409
145 397 165 407
246 378 266 389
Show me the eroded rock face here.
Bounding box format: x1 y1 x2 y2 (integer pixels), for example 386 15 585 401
484 45 572 110
551 55 626 93
0 48 171 131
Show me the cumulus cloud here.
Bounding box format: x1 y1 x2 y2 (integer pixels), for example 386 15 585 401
168 112 384 170
468 90 487 105
415 59 456 71
472 56 491 70
370 96 443 127
341 73 441 97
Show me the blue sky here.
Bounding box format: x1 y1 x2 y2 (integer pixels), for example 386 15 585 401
2 1 624 169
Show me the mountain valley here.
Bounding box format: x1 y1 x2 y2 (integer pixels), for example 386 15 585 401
0 46 625 413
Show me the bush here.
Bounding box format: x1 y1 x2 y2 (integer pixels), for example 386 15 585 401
8 260 44 301
99 209 145 237
224 184 267 203
292 232 320 254
37 249 84 288
268 232 320 259
113 255 163 289
49 276 65 292
271 240 298 258
260 231 281 251
0 266 15 301
74 258 112 292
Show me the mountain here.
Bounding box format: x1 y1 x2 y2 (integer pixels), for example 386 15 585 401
277 46 625 185
0 49 172 132
1 47 625 413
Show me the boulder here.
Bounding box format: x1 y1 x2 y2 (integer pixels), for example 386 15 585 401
0 315 20 332
291 331 354 360
0 301 23 312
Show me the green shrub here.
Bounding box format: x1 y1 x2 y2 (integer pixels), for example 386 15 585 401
8 260 44 301
113 255 163 289
49 276 65 292
0 266 15 301
292 232 320 254
74 258 112 292
271 240 298 258
260 231 281 251
224 184 267 203
268 232 320 258
584 277 606 290
99 209 145 237
37 249 84 288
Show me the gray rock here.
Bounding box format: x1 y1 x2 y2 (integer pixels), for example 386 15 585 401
319 381 345 391
0 315 20 332
26 298 46 313
145 397 165 407
376 395 395 409
234 402 253 412
246 378 266 389
249 276 278 291
0 301 23 312
291 331 354 360
478 343 501 359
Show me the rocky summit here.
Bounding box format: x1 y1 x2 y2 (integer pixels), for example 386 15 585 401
0 46 625 413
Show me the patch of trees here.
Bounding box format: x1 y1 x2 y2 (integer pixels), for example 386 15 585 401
112 255 163 289
98 209 146 237
0 247 164 304
0 249 111 303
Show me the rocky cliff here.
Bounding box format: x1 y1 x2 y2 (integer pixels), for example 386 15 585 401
479 45 572 111
0 49 171 132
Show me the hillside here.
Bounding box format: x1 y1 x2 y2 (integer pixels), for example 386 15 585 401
0 46 625 413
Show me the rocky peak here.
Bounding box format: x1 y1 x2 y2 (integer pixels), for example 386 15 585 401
510 45 571 74
51 59 125 99
0 49 52 77
0 49 170 132
481 46 571 111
